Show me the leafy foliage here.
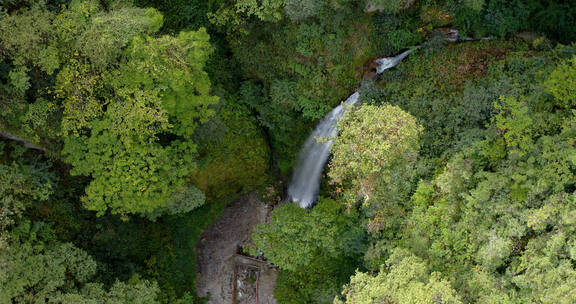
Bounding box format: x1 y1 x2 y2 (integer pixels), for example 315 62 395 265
0 5 59 75
275 254 358 304
249 36 576 303
76 7 164 69
252 197 364 271
0 1 221 218
2 0 576 303
329 104 422 231
492 96 535 156
544 56 576 108
284 0 323 21
219 1 379 167
366 44 576 303
0 144 161 303
252 197 365 303
191 101 270 200
335 249 462 304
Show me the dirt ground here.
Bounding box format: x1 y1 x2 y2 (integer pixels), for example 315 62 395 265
196 193 278 304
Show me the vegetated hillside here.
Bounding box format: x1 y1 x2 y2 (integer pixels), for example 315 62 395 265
1 0 575 303
252 38 576 303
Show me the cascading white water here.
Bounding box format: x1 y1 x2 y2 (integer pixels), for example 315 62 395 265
287 48 415 208
374 48 414 74
287 92 359 208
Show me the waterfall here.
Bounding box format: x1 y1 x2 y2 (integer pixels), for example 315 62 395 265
287 48 415 208
0 132 46 152
287 92 360 208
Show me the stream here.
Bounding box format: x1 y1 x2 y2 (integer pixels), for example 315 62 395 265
287 48 416 208
287 30 492 209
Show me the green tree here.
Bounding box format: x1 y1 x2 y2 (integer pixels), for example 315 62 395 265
284 0 324 21
493 96 535 157
235 0 284 22
0 5 59 75
275 255 357 304
0 153 55 223
0 144 56 249
513 193 576 304
251 197 363 271
0 145 161 303
209 0 284 31
54 279 160 304
1 230 160 303
115 29 218 138
0 5 59 128
1 1 217 218
51 4 217 218
367 0 405 13
329 104 422 231
190 101 270 200
329 104 422 200
1 227 97 303
76 7 163 69
252 197 364 303
544 56 576 108
335 249 462 304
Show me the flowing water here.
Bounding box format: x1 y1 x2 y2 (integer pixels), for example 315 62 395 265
287 48 415 208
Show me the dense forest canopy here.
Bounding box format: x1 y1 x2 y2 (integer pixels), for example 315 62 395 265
1 0 576 303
